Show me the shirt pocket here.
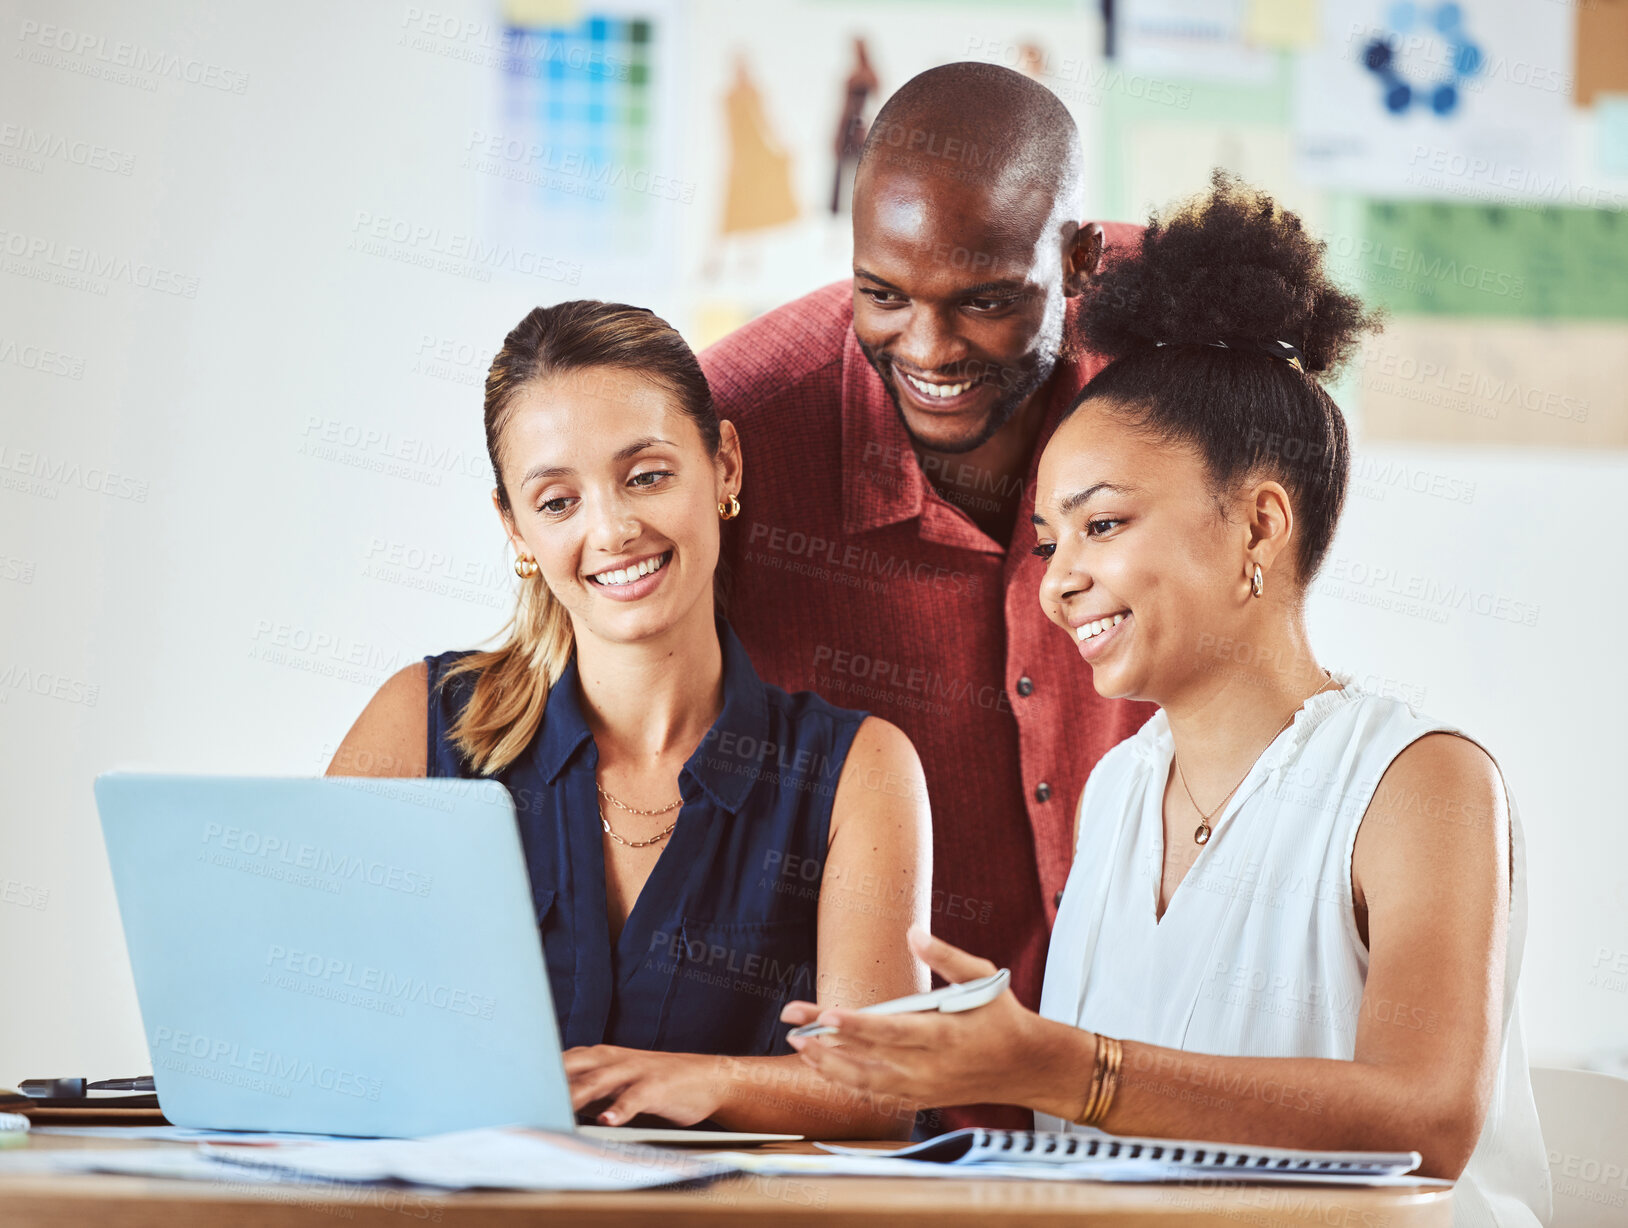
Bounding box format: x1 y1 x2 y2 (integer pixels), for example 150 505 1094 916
653 917 818 1056
531 887 577 1044
533 886 557 926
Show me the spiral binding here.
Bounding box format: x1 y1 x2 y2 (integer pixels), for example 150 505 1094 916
972 1130 1388 1173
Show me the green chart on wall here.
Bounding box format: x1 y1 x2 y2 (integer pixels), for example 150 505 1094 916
1352 201 1628 321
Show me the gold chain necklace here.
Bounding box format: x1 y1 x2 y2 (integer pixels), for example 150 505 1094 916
596 779 682 849
596 780 682 816
1176 671 1336 846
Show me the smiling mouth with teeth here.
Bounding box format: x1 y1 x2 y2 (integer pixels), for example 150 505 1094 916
588 550 671 587
1077 612 1127 642
901 371 979 400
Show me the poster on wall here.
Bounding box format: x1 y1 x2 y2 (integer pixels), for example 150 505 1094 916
1115 120 1326 237
1574 0 1628 108
1117 0 1277 83
475 0 689 298
1354 316 1627 448
1343 200 1628 320
1293 0 1574 205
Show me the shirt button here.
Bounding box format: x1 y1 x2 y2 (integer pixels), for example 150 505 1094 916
1016 676 1034 697
1035 781 1052 803
1054 889 1065 908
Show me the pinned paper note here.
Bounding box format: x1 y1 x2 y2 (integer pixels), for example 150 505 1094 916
1575 0 1628 107
1245 0 1318 50
1118 0 1276 83
502 0 581 24
719 54 799 234
829 38 878 215
1115 119 1325 237
1599 95 1628 177
1353 318 1628 449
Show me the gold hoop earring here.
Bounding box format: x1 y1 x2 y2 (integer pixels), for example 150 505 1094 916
718 494 741 521
514 555 539 579
1251 563 1264 599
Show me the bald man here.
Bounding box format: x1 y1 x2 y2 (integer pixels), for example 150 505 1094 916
699 63 1154 1133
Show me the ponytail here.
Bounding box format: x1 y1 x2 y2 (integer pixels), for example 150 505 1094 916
438 564 575 776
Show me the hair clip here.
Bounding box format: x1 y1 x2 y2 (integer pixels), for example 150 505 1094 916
1154 338 1305 372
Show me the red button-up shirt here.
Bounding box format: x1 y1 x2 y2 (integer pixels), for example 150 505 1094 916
701 245 1155 1129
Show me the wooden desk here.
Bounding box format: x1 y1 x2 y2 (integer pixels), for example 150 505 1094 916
2 1131 1453 1226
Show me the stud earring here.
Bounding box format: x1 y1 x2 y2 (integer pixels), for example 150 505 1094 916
718 494 741 520
514 555 539 579
1251 563 1264 598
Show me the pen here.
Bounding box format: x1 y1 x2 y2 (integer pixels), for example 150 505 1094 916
18 1076 155 1098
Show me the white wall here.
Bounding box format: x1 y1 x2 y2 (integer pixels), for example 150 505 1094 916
2 0 1622 1085
1306 444 1627 1068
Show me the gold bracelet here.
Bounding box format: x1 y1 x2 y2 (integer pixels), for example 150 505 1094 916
1096 1035 1123 1126
1074 1034 1122 1128
1074 1034 1107 1125
1076 1050 1104 1125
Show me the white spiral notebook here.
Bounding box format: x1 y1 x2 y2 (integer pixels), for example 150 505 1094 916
818 1128 1434 1186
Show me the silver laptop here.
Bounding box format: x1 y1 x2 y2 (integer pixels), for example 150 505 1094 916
96 772 805 1146
94 772 578 1138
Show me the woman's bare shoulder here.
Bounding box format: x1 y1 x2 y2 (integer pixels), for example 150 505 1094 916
830 715 929 835
326 661 429 777
1354 730 1508 909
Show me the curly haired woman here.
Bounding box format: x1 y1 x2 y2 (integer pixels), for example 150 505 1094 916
783 173 1551 1226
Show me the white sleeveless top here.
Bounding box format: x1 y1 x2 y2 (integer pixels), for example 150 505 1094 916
1036 679 1552 1228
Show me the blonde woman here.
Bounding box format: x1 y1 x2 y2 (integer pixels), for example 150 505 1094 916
330 301 930 1137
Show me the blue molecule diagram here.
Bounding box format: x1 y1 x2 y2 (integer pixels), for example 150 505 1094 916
1361 1 1483 117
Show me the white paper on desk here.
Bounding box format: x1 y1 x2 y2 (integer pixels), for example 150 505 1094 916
711 1151 953 1178
0 1147 296 1182
204 1126 732 1191
33 1125 366 1144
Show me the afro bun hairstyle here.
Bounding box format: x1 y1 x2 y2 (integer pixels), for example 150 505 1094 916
1078 168 1377 377
1064 171 1382 584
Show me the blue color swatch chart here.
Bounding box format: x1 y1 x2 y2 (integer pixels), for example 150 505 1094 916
500 14 657 236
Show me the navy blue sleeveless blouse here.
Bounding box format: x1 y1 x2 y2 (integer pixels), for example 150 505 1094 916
424 616 868 1058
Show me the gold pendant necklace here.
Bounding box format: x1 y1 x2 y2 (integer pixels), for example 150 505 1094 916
1176 671 1336 846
